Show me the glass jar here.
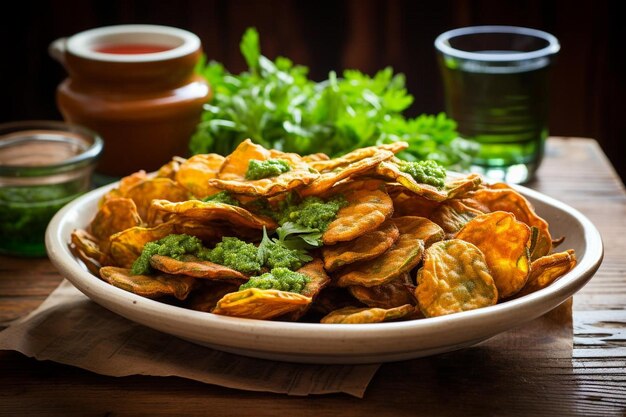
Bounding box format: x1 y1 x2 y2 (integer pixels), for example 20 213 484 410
0 121 103 256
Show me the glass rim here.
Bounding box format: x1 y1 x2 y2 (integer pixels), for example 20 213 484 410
0 120 103 176
434 25 560 62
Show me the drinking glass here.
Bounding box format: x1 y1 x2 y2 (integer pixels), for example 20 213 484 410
435 26 560 183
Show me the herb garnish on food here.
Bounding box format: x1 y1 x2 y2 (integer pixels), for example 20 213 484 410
398 160 447 189
239 267 310 294
131 231 312 276
201 191 240 206
245 158 291 180
272 194 347 249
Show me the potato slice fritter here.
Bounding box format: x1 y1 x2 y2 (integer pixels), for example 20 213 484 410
336 222 425 287
89 198 142 243
148 199 277 230
392 216 444 248
415 239 498 317
331 216 442 289
175 154 225 199
375 161 482 202
185 281 241 312
108 222 176 268
516 249 577 298
388 188 441 218
456 211 531 299
100 170 148 205
311 286 366 316
212 288 312 320
215 139 271 180
170 219 231 243
322 220 399 272
320 304 415 324
100 266 196 300
301 152 330 163
299 150 394 197
70 229 109 274
70 229 108 266
307 143 405 173
155 156 185 179
323 187 394 245
124 178 190 220
207 139 319 196
348 273 415 309
280 259 331 321
297 259 331 298
429 199 484 237
149 255 248 281
463 185 552 260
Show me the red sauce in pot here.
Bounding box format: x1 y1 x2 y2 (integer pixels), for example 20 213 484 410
93 44 173 54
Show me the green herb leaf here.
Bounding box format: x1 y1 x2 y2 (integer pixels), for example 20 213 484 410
257 226 313 269
240 27 261 72
256 227 272 265
192 27 477 169
275 221 323 250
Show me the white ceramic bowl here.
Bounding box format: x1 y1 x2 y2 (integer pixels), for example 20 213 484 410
46 182 603 364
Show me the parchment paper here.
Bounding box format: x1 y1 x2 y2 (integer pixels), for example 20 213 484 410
0 280 572 398
0 280 378 398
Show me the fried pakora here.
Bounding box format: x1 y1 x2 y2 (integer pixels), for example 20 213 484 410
70 139 575 324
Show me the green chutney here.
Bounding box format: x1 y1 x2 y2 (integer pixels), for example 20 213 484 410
245 159 291 180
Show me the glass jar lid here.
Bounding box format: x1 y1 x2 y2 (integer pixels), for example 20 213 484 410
0 120 103 177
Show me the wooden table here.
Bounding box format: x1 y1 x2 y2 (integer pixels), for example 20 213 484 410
1 138 625 416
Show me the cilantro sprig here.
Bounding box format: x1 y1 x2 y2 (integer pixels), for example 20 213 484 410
190 27 477 169
257 227 313 268
274 222 323 250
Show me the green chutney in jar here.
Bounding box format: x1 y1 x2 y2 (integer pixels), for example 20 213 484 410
0 121 102 257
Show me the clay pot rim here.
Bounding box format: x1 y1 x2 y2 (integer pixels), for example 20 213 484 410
66 24 200 63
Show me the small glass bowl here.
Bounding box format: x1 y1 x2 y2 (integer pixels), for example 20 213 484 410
0 121 103 257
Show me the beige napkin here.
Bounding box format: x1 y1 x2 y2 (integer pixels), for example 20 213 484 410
0 280 379 397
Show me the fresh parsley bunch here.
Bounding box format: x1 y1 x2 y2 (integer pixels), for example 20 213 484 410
190 28 476 169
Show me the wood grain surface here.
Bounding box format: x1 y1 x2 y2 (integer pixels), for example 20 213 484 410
1 138 625 416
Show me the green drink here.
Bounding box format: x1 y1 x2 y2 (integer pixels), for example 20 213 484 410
435 27 559 183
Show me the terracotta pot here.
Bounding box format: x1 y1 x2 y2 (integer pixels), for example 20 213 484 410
50 25 211 177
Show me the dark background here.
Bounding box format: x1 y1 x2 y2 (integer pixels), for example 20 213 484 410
2 0 624 184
